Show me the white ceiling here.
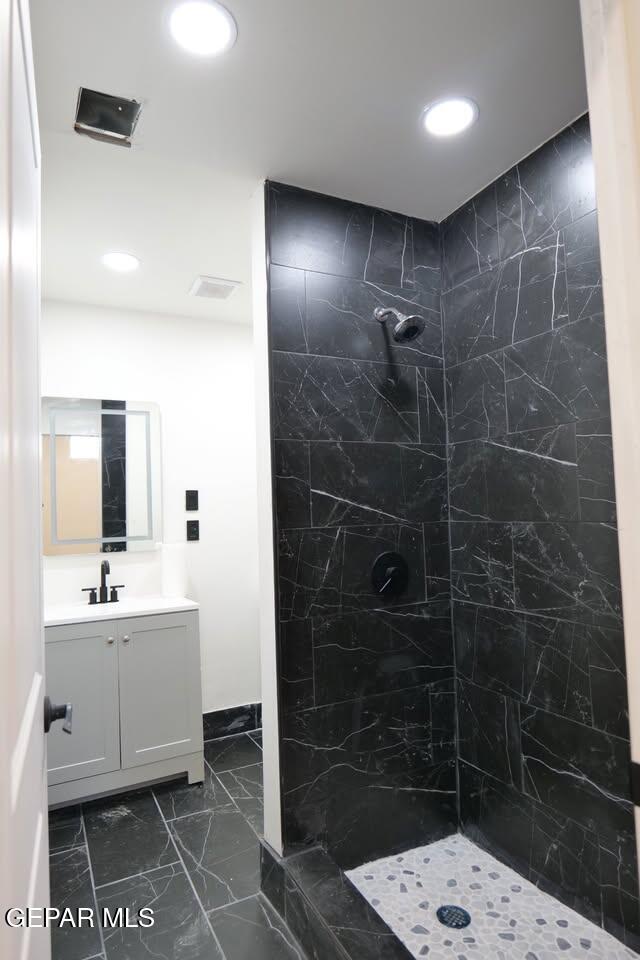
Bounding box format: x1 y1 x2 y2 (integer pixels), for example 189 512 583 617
31 0 587 324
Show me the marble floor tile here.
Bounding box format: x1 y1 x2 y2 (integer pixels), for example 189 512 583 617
234 797 264 837
347 834 639 960
83 790 176 886
218 762 264 835
153 765 233 821
50 846 103 960
169 806 261 911
204 732 263 772
48 734 301 960
48 805 84 852
209 893 304 959
97 862 223 960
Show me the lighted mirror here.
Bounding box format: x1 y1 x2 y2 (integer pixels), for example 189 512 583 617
41 397 161 555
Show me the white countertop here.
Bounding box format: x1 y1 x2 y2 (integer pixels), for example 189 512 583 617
44 596 199 627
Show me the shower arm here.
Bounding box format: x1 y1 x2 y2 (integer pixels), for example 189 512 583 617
374 307 401 324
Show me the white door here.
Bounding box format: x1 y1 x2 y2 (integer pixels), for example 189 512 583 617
580 0 640 861
0 0 48 958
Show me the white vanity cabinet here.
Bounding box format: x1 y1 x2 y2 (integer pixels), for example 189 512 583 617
45 603 204 805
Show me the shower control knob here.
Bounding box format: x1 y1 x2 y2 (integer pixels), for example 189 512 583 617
371 552 409 600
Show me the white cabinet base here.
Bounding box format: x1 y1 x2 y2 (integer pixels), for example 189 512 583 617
48 751 204 808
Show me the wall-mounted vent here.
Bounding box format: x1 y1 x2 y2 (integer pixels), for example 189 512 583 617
74 88 142 148
189 276 241 300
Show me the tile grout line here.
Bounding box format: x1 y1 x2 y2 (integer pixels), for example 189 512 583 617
162 807 233 824
458 670 631 744
150 791 229 960
443 310 603 373
79 810 108 959
275 676 455 716
157 759 249 824
49 842 86 857
271 345 442 369
256 895 306 960
93 861 182 891
205 892 260 915
441 289 461 831
203 729 262 745
440 199 598 299
209 760 264 774
457 753 632 853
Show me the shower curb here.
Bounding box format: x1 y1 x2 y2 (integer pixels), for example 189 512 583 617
260 840 414 960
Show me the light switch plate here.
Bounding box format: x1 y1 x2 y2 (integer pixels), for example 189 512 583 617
186 520 199 542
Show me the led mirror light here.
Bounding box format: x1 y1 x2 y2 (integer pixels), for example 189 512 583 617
170 1 237 56
69 436 100 460
101 252 140 273
423 97 478 137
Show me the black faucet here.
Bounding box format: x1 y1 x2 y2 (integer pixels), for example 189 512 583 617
81 560 125 605
99 559 110 604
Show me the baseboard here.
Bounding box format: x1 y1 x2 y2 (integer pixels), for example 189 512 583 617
202 702 262 741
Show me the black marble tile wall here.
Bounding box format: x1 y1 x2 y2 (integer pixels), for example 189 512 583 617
202 702 262 741
265 115 637 948
266 181 455 868
442 115 638 949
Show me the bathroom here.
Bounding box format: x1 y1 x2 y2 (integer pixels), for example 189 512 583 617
3 1 640 959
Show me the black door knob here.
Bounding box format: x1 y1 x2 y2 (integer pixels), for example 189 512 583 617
44 696 73 734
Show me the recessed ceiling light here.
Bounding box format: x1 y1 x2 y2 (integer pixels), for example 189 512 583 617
101 252 140 273
170 1 237 57
422 97 478 137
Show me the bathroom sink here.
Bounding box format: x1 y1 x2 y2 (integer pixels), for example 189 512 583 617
43 595 199 627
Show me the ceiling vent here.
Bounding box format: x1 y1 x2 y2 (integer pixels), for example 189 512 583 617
74 87 142 148
189 275 241 300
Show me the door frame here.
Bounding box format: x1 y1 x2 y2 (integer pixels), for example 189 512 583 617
0 0 48 957
580 0 640 854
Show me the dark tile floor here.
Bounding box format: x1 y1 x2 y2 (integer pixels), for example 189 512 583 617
48 730 305 960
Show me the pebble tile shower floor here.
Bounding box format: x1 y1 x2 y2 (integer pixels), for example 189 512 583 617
47 729 306 960
347 835 639 960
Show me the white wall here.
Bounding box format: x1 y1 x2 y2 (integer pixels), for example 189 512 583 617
41 299 260 714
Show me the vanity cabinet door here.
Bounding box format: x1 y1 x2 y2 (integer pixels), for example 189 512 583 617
45 623 121 785
118 611 203 769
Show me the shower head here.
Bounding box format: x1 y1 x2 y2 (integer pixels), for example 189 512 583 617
374 307 425 343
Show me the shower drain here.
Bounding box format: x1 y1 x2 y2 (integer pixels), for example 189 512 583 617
436 905 471 929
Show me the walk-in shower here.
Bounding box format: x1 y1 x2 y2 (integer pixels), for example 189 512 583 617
262 109 637 960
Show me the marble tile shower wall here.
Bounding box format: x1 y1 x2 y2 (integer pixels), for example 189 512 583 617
266 182 457 871
441 115 639 949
